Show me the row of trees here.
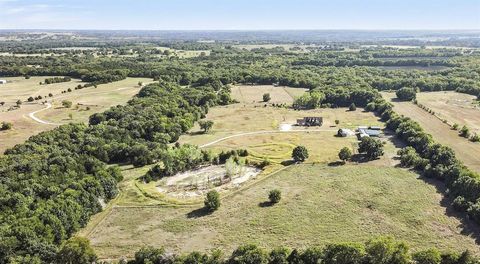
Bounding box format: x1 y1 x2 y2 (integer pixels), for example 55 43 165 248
125 237 476 264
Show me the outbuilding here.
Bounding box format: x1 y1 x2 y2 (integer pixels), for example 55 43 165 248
0 80 7 84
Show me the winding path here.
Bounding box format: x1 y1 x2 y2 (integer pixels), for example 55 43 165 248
27 102 62 126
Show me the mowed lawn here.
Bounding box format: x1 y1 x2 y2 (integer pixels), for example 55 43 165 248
0 77 153 153
87 164 480 259
382 92 480 173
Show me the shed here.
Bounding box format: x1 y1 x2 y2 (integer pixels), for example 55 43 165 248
0 80 7 84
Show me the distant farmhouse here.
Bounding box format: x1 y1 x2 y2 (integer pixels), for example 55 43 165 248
297 117 323 126
0 80 7 84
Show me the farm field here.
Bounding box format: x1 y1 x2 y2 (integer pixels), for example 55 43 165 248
0 77 153 153
85 164 480 259
415 91 480 134
382 92 480 172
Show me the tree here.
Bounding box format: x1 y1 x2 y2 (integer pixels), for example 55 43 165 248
335 119 340 125
27 96 34 102
268 189 281 204
396 87 417 101
56 237 97 264
48 93 53 97
338 147 352 162
263 93 271 102
349 103 357 111
16 100 22 106
199 120 214 133
358 137 384 160
138 81 144 87
62 100 73 108
204 190 220 212
292 146 309 162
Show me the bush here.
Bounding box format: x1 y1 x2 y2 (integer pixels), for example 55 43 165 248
263 93 271 102
1 122 13 131
62 100 73 108
27 96 34 102
268 189 281 204
204 190 220 212
470 133 479 142
459 125 470 138
292 146 309 162
338 147 352 162
349 103 357 111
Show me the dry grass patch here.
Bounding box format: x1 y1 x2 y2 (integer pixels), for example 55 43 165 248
86 164 480 259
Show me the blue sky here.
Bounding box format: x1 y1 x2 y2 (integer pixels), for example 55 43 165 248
0 0 479 30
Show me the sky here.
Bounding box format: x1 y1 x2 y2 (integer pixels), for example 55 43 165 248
0 0 479 30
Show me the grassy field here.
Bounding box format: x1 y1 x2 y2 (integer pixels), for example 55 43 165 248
78 85 479 259
0 77 153 153
382 92 480 173
85 164 480 259
415 91 480 134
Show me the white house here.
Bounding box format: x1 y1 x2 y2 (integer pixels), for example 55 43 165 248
0 80 7 84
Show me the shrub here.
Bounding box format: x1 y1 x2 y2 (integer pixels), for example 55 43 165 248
349 103 357 111
459 125 470 138
470 133 479 142
27 96 34 102
452 123 459 130
204 190 220 212
292 146 309 162
263 93 271 102
1 122 13 131
62 100 73 108
335 119 340 125
268 189 281 204
338 147 352 162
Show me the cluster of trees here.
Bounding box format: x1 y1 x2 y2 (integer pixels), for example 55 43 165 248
42 76 71 85
0 79 233 262
396 87 417 101
123 237 477 264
